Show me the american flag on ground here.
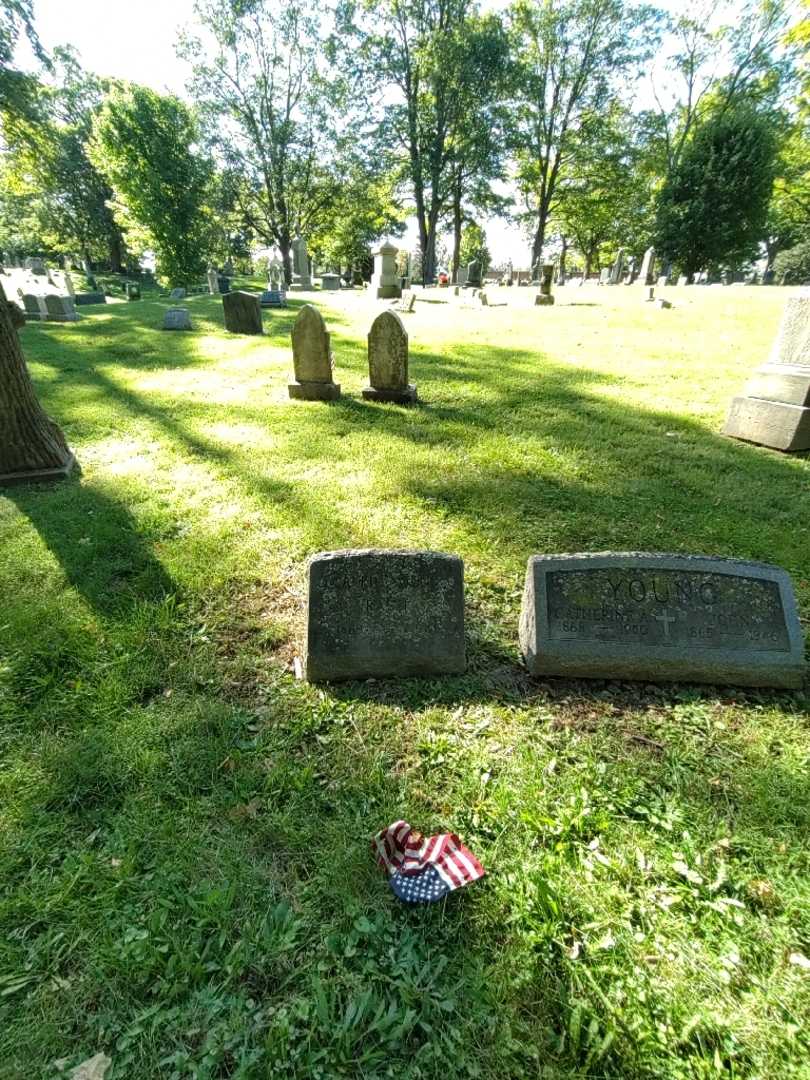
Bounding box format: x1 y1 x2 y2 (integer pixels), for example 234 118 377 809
373 820 485 904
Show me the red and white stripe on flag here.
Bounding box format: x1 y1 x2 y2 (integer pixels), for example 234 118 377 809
372 821 485 892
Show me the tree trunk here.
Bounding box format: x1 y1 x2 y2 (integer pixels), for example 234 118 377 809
531 218 545 268
0 283 75 483
558 235 567 284
280 240 292 286
452 176 462 282
108 230 124 274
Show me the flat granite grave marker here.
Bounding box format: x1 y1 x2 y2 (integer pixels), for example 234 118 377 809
363 310 416 403
288 304 340 400
223 290 263 334
306 549 466 681
519 553 804 689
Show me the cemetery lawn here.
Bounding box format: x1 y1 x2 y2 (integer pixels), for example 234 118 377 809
2 284 809 1079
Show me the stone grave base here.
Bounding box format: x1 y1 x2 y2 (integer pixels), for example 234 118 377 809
535 294 555 306
375 285 401 300
0 452 77 487
288 380 341 401
724 396 810 452
362 384 417 404
744 363 810 407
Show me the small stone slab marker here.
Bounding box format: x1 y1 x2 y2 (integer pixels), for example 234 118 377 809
163 307 192 331
306 549 466 681
288 304 340 400
223 290 263 334
363 310 416 404
535 263 555 306
519 553 804 689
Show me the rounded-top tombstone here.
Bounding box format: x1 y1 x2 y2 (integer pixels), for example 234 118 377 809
363 310 416 404
288 304 340 401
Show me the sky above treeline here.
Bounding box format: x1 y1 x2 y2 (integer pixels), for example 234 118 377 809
13 0 775 266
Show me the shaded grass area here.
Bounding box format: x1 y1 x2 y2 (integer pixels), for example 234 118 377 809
0 288 808 1078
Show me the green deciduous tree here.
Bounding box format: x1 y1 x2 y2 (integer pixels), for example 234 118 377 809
90 84 212 286
0 0 48 121
180 2 343 285
348 0 501 283
1 48 126 269
458 220 489 272
508 0 659 266
655 104 778 278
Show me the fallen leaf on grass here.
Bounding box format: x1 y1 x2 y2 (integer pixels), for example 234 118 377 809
71 1053 112 1080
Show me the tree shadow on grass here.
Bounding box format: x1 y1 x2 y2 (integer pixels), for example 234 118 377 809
6 476 177 618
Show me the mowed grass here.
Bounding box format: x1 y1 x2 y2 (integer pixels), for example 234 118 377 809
1 282 808 1079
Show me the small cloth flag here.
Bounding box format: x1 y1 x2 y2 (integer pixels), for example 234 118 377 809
373 820 485 904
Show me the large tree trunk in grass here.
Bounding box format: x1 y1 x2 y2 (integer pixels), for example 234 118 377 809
0 282 76 485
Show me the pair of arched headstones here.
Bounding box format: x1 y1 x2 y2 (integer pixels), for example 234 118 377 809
288 305 416 404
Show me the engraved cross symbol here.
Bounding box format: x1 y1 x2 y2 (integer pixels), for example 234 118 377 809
653 609 677 638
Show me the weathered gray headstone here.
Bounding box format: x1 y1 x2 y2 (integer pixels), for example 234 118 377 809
599 267 611 285
288 304 340 400
44 294 78 322
163 307 192 331
306 549 466 681
644 286 655 302
363 310 416 404
724 294 810 452
320 273 340 291
169 287 186 300
609 249 624 284
465 260 482 289
640 246 656 285
535 264 555 306
290 237 312 290
397 290 416 313
74 292 106 306
21 294 42 319
677 275 689 287
207 269 220 295
223 290 263 334
519 553 805 689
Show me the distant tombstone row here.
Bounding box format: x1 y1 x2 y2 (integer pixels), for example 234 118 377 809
288 304 416 405
304 549 805 688
724 293 810 452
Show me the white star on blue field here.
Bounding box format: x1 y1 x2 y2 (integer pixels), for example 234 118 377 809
390 866 450 903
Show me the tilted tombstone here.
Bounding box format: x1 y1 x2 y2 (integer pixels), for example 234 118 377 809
363 310 416 404
724 293 810 452
535 264 555 306
519 553 805 689
223 290 263 334
397 290 416 313
44 294 78 322
288 303 340 400
163 307 192 331
371 241 401 299
305 549 466 681
207 269 220 295
639 246 656 285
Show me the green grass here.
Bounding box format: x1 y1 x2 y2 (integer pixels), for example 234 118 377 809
1 284 808 1079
